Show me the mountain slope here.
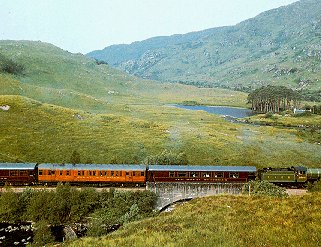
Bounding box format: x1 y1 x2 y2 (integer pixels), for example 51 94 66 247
88 0 321 95
0 40 247 111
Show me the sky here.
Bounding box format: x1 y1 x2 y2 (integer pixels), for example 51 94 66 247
0 0 298 54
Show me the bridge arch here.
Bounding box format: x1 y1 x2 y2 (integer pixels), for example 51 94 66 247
146 182 246 211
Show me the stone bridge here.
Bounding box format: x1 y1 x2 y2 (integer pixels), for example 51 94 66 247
146 182 247 210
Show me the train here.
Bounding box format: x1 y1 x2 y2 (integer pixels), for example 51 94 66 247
0 163 320 187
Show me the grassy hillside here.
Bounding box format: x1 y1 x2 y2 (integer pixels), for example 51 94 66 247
68 193 321 247
0 40 248 110
1 40 321 166
88 0 321 97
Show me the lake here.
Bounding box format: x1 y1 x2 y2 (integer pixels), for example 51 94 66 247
173 105 254 118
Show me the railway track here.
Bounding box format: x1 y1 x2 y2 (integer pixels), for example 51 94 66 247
0 186 145 193
1 187 307 196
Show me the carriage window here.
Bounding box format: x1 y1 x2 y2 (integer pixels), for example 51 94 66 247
119 171 122 176
116 171 119 177
214 172 223 178
10 170 19 176
60 170 63 176
178 172 187 177
229 173 239 178
126 172 130 176
49 170 55 176
39 170 43 175
93 171 96 176
78 171 81 176
100 171 103 176
169 172 175 177
66 170 70 176
19 171 29 176
202 172 211 178
190 172 199 178
141 171 145 176
104 171 108 176
111 171 114 176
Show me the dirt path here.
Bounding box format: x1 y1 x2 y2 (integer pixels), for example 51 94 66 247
286 189 307 196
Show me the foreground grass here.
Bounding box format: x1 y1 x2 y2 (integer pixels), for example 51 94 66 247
67 193 321 247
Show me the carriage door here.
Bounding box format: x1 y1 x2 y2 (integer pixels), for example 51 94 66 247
126 171 133 182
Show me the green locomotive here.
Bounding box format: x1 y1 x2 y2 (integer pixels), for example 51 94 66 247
258 166 321 187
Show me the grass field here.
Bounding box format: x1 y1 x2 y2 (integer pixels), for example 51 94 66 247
1 40 321 167
67 192 321 247
1 94 321 167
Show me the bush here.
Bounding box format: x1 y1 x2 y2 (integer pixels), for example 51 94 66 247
307 180 321 192
87 190 157 237
0 54 25 75
32 220 55 246
244 180 288 198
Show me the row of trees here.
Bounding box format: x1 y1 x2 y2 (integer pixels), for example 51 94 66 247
247 85 300 113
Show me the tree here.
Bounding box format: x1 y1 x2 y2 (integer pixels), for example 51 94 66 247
247 85 300 113
70 150 81 164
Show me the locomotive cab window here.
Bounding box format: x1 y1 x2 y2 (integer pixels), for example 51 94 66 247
229 172 239 178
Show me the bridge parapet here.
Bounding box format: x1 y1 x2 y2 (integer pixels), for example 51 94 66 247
146 182 246 210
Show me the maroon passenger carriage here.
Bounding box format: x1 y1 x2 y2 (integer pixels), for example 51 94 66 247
0 163 37 185
147 165 257 183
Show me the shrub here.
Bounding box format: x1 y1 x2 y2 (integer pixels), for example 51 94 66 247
307 180 321 192
244 180 288 198
32 220 55 246
0 54 25 75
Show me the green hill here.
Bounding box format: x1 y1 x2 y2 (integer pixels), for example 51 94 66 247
68 193 321 247
88 0 321 98
0 40 247 110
